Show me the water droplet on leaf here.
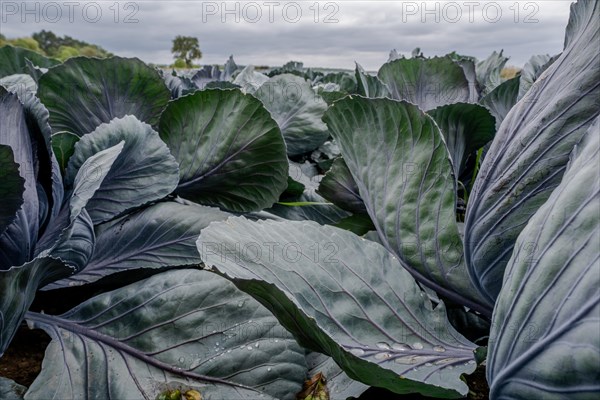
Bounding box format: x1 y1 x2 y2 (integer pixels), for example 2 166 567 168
350 348 365 356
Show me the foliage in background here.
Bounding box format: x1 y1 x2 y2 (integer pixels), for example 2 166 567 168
0 30 111 61
171 35 202 67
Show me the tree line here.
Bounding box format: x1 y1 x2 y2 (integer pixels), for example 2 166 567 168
1 31 203 68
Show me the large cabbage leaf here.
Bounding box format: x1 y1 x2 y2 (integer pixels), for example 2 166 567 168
0 377 26 400
45 201 230 289
233 65 269 94
64 116 179 224
0 45 59 78
37 56 170 136
317 157 366 214
51 131 79 172
355 63 390 98
199 218 479 397
464 0 600 306
255 74 330 156
517 54 558 101
427 103 496 175
25 269 307 400
475 51 508 95
479 76 520 129
159 88 288 212
324 96 489 314
0 143 124 356
487 119 600 398
378 57 471 110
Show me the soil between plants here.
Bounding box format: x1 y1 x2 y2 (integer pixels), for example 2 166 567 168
0 326 50 387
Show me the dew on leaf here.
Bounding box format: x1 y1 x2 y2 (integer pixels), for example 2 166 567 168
350 348 365 356
374 352 390 360
392 343 411 351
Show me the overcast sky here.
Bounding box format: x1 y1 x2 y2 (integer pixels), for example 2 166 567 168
1 1 574 70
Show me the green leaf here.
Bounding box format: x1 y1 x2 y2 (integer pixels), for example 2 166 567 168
38 143 122 264
45 201 230 289
267 162 349 224
277 201 332 206
517 54 557 101
191 55 238 88
355 62 390 98
464 0 600 305
161 70 198 99
0 145 25 236
488 118 600 398
255 74 330 156
37 56 170 136
35 143 125 271
0 45 60 78
0 256 72 356
427 103 496 175
324 96 489 315
319 72 356 93
378 57 471 111
0 74 37 95
318 90 347 106
281 176 306 200
233 65 269 94
318 157 366 214
453 57 479 102
37 143 125 269
51 132 79 173
25 269 307 400
24 59 47 82
159 88 288 212
475 51 509 95
479 75 520 129
0 377 26 400
43 209 95 272
333 213 375 236
198 218 478 398
204 81 240 90
65 116 179 224
68 142 125 220
267 190 349 225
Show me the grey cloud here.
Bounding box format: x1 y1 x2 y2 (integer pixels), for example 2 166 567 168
1 1 573 70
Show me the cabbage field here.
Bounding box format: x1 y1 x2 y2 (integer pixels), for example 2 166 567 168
0 0 598 399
